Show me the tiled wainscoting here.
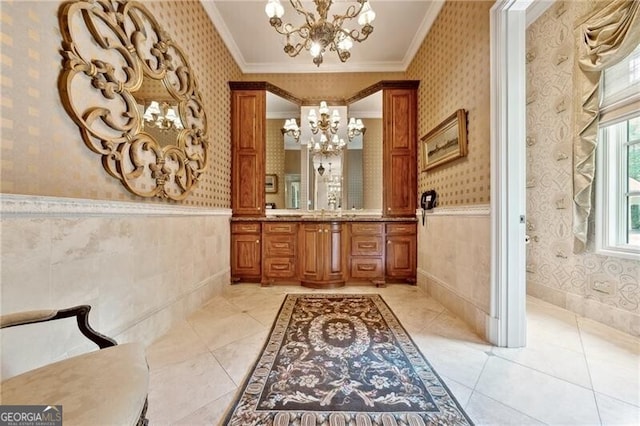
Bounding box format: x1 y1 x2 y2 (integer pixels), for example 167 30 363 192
416 205 491 339
0 195 231 381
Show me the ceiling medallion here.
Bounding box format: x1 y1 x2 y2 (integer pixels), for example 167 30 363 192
265 0 376 67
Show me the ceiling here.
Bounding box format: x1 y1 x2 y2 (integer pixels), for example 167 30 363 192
201 1 445 74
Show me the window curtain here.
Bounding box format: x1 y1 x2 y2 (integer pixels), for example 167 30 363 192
573 0 640 253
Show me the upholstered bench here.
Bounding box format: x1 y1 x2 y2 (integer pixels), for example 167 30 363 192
0 306 149 426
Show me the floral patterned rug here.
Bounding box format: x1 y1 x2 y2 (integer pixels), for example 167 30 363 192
223 294 473 425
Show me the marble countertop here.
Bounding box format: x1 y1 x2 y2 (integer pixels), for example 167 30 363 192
231 215 417 222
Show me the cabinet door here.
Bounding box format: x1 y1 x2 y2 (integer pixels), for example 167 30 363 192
231 234 261 280
383 88 417 217
324 222 345 281
231 90 265 216
386 234 417 281
299 224 322 280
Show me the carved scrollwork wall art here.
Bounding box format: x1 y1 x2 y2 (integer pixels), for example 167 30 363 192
58 0 208 200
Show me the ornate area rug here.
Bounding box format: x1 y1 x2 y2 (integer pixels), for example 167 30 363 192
223 294 473 425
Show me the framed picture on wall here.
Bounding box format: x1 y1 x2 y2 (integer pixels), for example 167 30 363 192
265 174 278 193
421 109 468 172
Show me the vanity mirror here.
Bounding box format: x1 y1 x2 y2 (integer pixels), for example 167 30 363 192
265 92 383 213
59 0 208 200
266 91 301 209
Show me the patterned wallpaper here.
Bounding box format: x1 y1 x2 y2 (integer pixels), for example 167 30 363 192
407 0 493 207
527 1 639 334
0 0 241 207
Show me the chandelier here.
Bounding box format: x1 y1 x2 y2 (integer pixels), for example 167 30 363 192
308 101 346 157
265 0 376 67
281 102 367 157
142 101 183 131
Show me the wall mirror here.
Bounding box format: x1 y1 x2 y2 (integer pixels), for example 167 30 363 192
265 85 383 214
346 90 383 212
59 0 208 200
266 91 301 209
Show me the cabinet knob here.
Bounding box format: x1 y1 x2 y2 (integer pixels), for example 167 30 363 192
256 240 260 244
387 240 391 244
257 207 261 210
387 207 391 211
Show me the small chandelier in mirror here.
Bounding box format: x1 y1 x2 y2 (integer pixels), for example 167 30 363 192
143 101 184 131
306 101 346 157
265 0 376 67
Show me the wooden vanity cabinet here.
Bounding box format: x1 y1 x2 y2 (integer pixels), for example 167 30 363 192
231 222 262 282
385 222 417 283
262 222 298 284
299 222 345 288
349 222 385 283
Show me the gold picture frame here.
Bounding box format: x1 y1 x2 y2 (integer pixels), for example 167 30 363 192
265 174 278 193
421 109 468 172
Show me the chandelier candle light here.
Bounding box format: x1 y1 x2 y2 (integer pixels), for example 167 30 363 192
265 0 376 66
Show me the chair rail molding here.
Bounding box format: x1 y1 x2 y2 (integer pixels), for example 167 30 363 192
0 194 232 217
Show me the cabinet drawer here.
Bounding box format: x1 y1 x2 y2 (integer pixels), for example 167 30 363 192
264 235 296 256
351 236 383 256
351 223 384 235
264 258 296 278
264 222 297 234
351 258 383 279
386 223 416 235
231 222 261 234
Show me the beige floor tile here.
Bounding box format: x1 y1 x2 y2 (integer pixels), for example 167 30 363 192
195 296 243 321
146 320 210 370
595 392 640 426
439 377 473 407
148 352 236 425
475 356 600 425
465 391 545 425
492 342 592 388
412 331 490 389
174 390 237 426
213 330 269 385
189 311 267 351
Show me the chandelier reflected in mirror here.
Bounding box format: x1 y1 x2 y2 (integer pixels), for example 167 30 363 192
265 0 376 67
282 101 367 157
307 101 345 157
142 101 184 131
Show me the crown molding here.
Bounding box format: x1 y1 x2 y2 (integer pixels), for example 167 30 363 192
401 0 445 70
0 194 232 217
200 1 249 72
239 60 407 74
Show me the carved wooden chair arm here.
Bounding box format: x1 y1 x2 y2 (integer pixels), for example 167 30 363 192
0 305 117 349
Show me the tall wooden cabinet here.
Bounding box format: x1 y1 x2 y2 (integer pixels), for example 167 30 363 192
230 85 266 217
382 84 418 217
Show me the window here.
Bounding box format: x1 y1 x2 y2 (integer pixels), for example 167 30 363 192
596 44 640 260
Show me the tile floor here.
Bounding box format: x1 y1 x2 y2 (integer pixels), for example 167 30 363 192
146 284 640 425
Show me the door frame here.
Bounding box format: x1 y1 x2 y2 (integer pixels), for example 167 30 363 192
489 0 553 347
